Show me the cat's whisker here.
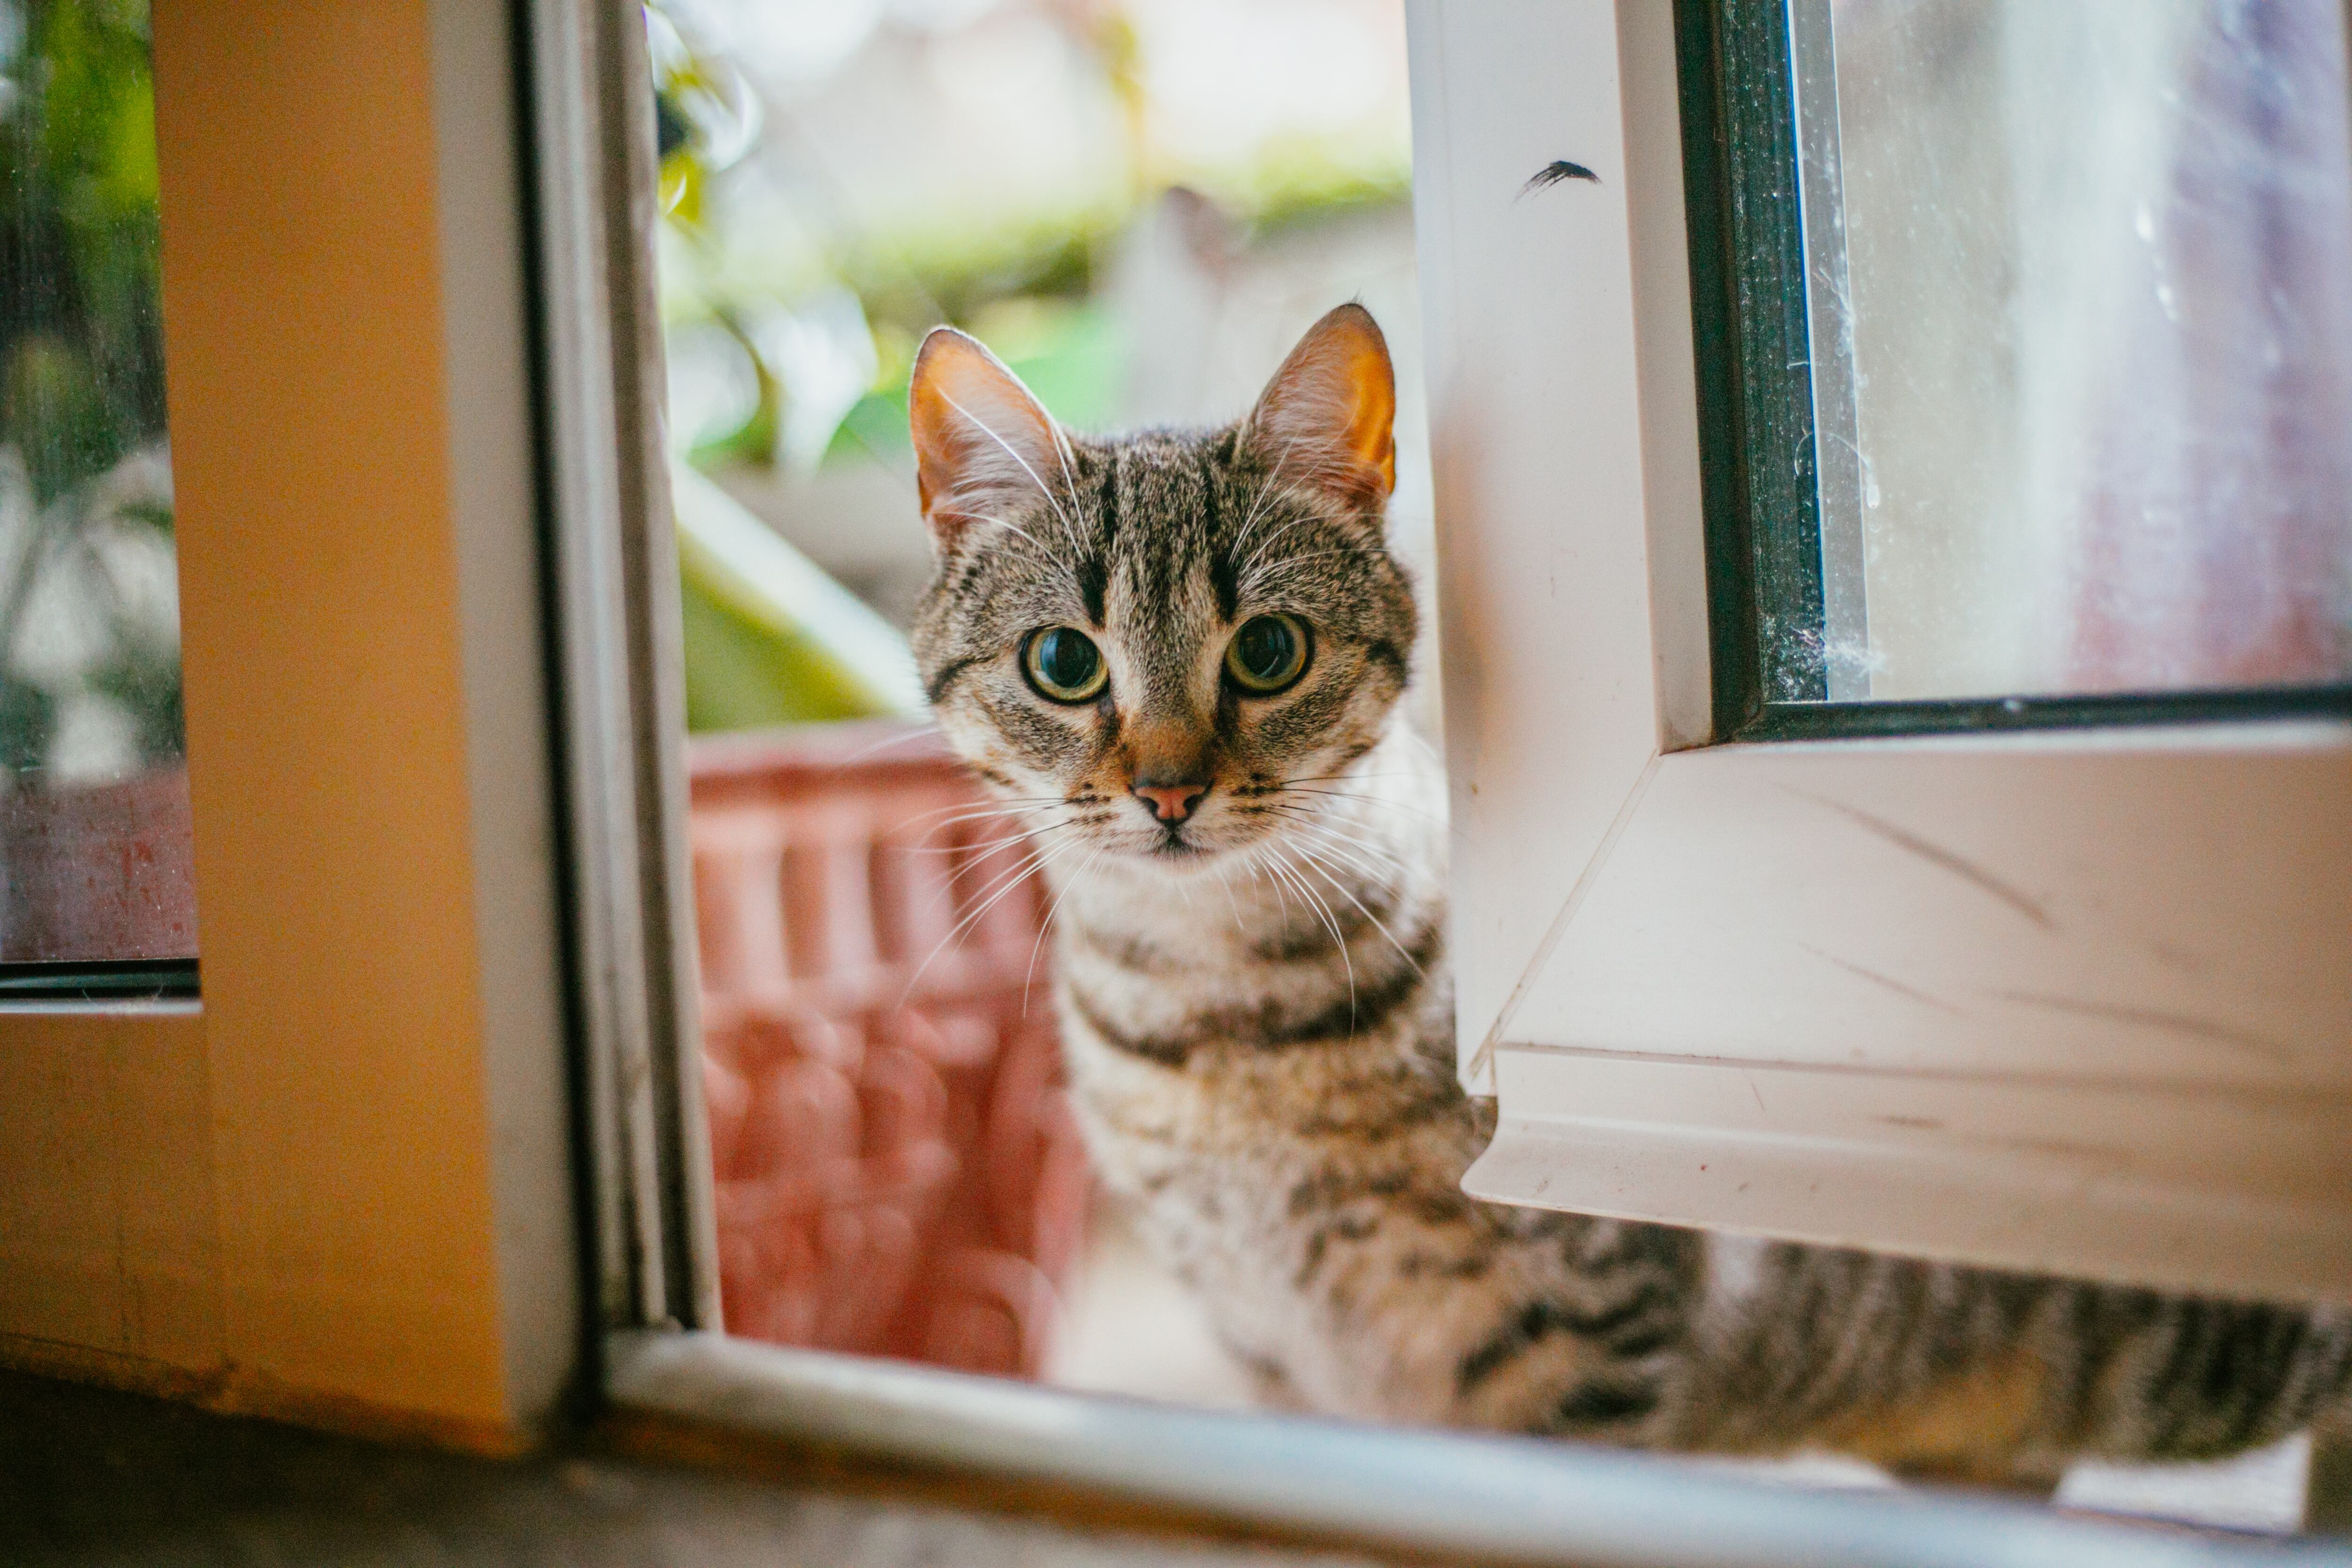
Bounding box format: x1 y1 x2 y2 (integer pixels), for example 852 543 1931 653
1278 816 1411 889
1253 800 1426 943
932 808 1066 852
1256 792 1416 852
1268 845 1357 1026
832 724 954 765
1284 830 1389 904
1043 416 1089 565
1262 783 1393 818
1276 836 1410 926
940 819 1079 899
905 800 1082 848
898 831 1089 1006
932 504 1040 542
905 808 1070 847
1275 768 1426 787
1243 840 1299 933
1288 838 1423 976
1023 844 1106 1015
1270 799 1411 860
1211 858 1248 943
1233 496 1334 585
1250 840 1298 917
911 816 1075 856
1248 548 1380 570
930 813 1075 903
964 831 1087 933
899 793 1066 830
1278 766 1421 782
1275 783 1425 805
1255 843 1342 963
932 507 1055 567
1270 789 1440 837
1275 793 1455 845
897 828 1074 860
895 815 1058 854
1236 511 1335 588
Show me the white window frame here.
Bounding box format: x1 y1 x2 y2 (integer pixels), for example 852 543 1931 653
1414 0 2351 1303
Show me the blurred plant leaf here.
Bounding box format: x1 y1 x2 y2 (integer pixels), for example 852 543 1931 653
0 0 180 780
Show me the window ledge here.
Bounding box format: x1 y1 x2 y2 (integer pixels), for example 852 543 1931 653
1468 1048 2352 1304
602 1329 2313 1567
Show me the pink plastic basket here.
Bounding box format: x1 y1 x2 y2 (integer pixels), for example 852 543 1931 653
688 720 1089 1377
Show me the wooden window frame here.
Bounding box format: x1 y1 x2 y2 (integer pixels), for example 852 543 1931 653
0 0 577 1449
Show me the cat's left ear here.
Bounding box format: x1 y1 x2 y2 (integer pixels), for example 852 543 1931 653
1246 303 1396 512
908 326 1071 554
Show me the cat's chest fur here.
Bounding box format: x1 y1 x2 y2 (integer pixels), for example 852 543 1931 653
1056 1004 1495 1418
1042 828 1597 1426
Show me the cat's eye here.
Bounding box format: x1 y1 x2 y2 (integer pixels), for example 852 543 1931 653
1022 625 1109 703
1224 613 1311 694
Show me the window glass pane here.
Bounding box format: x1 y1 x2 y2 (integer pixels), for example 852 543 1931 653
1791 0 2352 702
0 0 195 963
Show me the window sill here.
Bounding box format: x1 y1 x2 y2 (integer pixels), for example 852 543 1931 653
601 1329 2316 1567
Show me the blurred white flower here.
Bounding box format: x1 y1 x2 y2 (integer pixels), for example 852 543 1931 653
46 691 140 786
690 0 889 90
888 0 1003 32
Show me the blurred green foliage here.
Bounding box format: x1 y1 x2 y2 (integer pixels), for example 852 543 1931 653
647 3 1406 735
648 2 1409 480
825 296 1126 469
0 0 183 780
2 0 165 506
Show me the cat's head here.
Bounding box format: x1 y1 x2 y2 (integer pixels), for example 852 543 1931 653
906 304 1415 874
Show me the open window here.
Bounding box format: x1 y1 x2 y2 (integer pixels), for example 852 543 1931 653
1420 0 2352 1305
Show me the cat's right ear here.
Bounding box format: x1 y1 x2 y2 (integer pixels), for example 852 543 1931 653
908 327 1068 554
1245 302 1396 514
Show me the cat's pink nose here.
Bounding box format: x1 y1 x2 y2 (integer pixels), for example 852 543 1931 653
1132 780 1208 822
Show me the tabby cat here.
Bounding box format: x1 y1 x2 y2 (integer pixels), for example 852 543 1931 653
905 303 2352 1487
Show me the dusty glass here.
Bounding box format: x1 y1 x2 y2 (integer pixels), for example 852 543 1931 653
1789 0 2352 702
0 0 195 963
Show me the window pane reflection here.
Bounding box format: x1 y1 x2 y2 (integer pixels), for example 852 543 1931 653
0 0 196 962
1793 0 2352 702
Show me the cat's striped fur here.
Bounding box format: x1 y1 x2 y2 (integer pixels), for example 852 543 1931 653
906 304 2352 1485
